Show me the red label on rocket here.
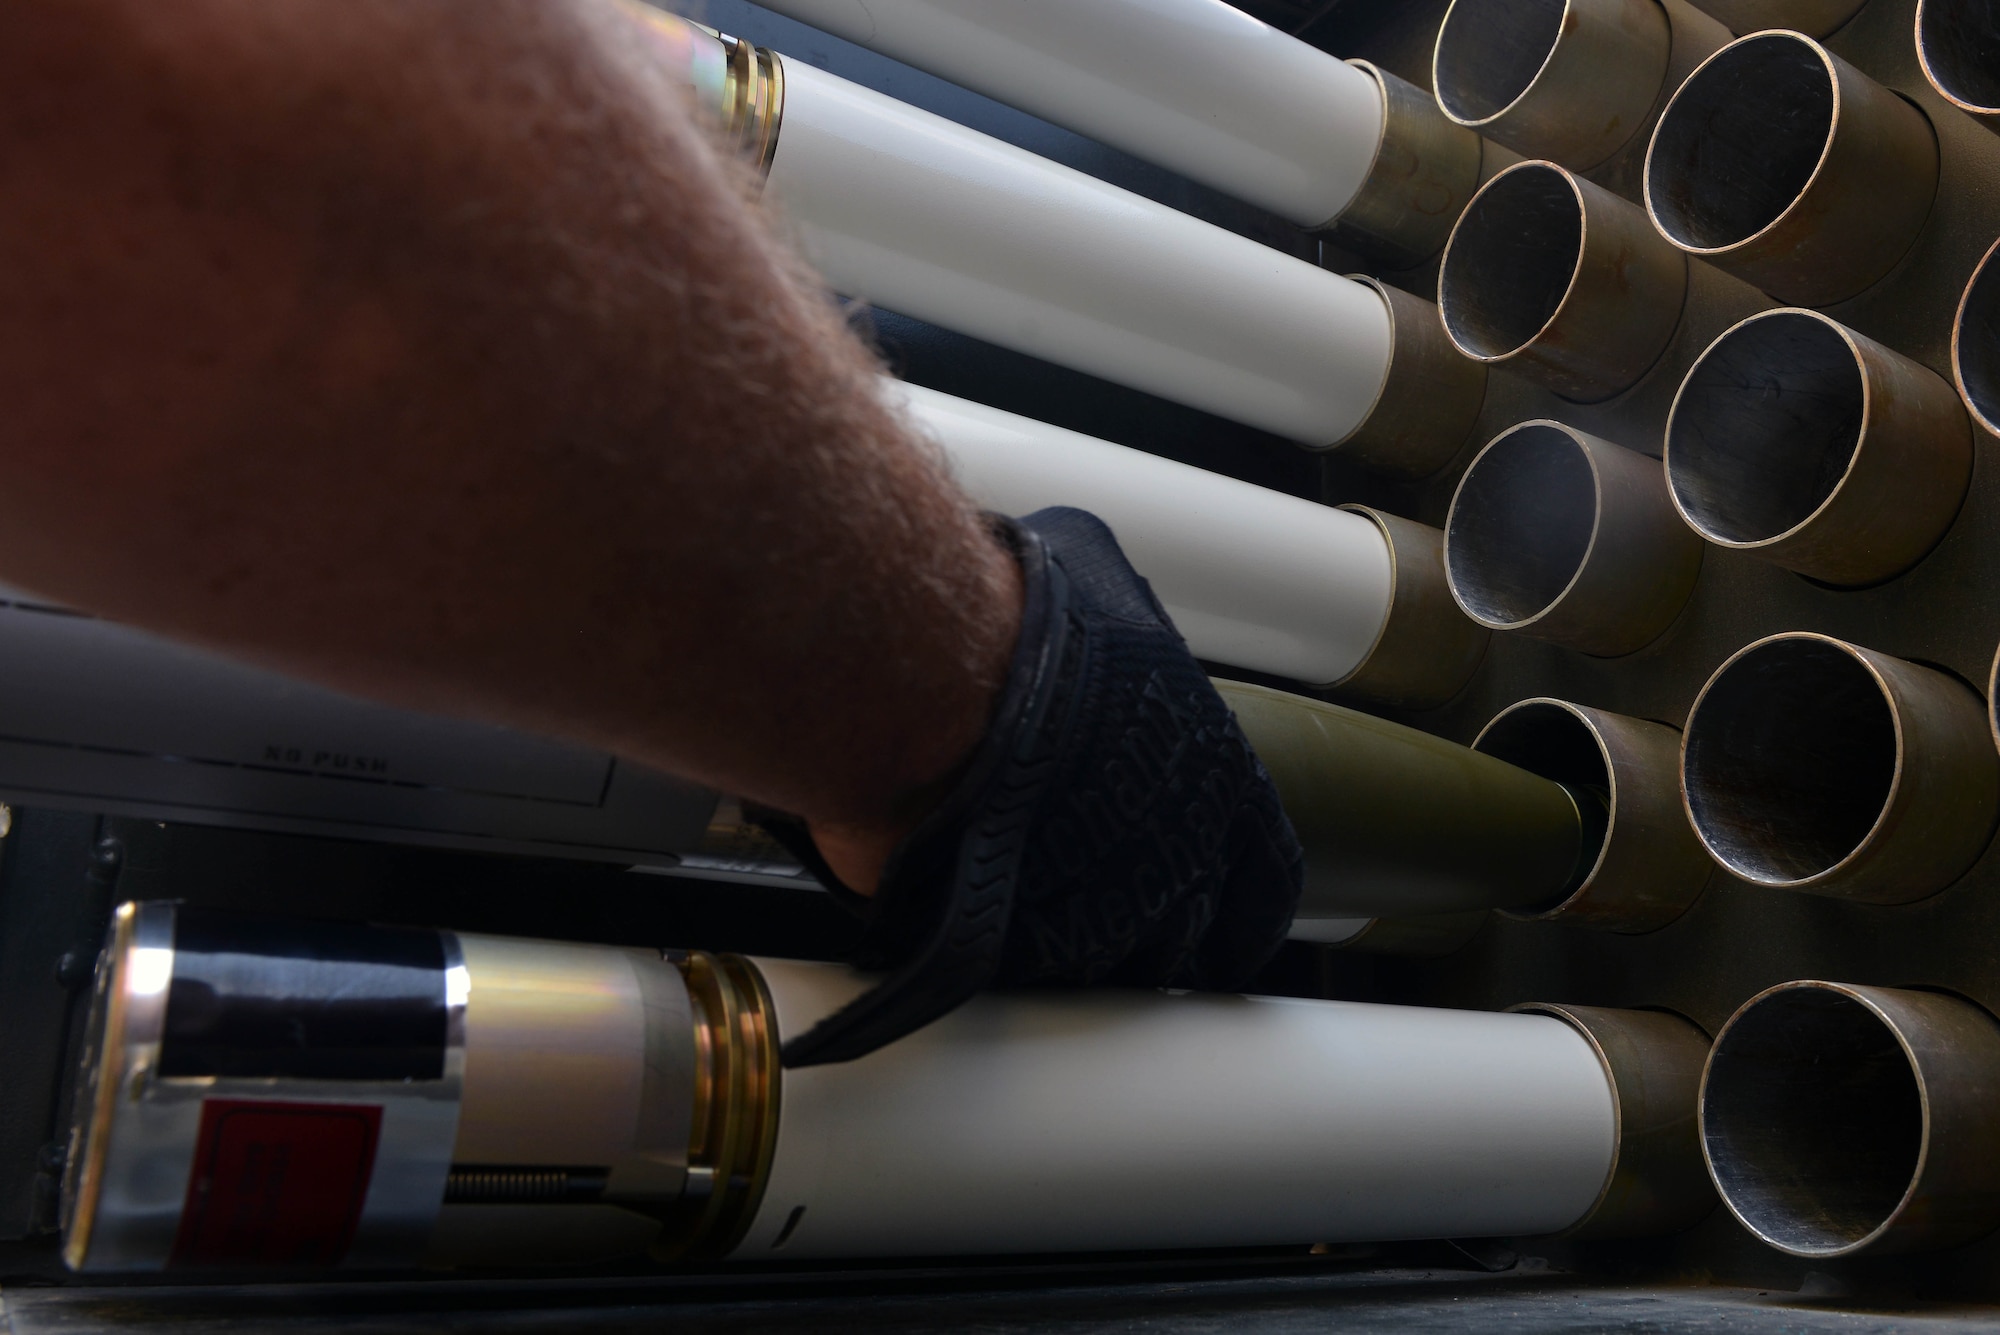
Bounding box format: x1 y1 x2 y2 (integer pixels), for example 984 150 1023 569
171 1099 382 1269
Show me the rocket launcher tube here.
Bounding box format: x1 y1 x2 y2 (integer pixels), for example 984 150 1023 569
750 0 1385 229
765 58 1393 447
629 10 1481 468
63 906 1712 1270
1219 680 1599 918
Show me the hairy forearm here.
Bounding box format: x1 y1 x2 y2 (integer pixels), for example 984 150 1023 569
0 0 1019 837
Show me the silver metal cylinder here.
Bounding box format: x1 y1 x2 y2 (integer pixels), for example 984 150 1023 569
1919 0 2000 132
1474 699 1711 932
450 936 693 1192
62 902 472 1272
61 903 777 1273
64 907 1718 1271
1701 982 2000 1257
1644 31 1940 307
1666 308 1973 586
1444 422 1703 656
1952 233 2000 435
1439 161 1688 402
1681 633 2000 904
1433 0 1728 183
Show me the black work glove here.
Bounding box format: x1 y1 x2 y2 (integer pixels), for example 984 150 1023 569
762 506 1304 1067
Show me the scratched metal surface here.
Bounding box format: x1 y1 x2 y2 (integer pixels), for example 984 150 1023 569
1316 0 2000 1303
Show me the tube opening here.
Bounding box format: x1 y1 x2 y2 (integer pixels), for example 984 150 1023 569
1683 638 1897 884
1955 241 2000 435
1920 0 2000 114
1990 645 2000 752
1474 702 1612 909
1440 165 1584 361
1477 703 1611 795
1646 35 1834 251
1446 426 1598 628
1703 986 1923 1254
1434 0 1569 124
1668 312 1864 545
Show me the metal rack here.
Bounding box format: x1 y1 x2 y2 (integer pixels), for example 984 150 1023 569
1318 0 2000 1305
7 0 2000 1326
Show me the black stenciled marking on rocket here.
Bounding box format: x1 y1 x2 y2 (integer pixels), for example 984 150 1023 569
159 907 449 1081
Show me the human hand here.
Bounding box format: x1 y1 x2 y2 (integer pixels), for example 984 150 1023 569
770 507 1305 1067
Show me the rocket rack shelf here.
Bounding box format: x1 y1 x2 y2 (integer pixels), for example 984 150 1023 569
1315 0 2000 1306
9 0 2000 1329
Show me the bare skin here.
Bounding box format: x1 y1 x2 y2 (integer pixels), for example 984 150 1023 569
0 0 1022 890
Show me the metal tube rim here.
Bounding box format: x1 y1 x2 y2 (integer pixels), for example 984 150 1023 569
1698 980 1938 1258
1438 162 1590 367
1327 505 1490 709
1985 640 2000 759
1336 60 1394 212
1917 0 2000 117
1339 505 1403 683
1432 0 1575 133
1679 632 1908 891
1325 61 1488 269
60 901 148 1271
1476 700 1616 911
1643 31 1842 259
1475 699 1710 931
1324 275 1426 452
1952 234 2000 436
1517 1000 1631 1234
648 952 780 1263
1665 308 1874 553
1433 0 1697 177
1327 275 1489 478
629 9 786 171
1444 421 1607 634
1517 1002 1716 1239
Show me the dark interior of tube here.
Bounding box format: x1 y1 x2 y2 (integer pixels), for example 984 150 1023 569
1474 702 1611 908
1668 313 1864 543
1921 0 2000 112
1440 166 1583 359
1647 35 1835 249
1434 0 1567 122
1446 425 1596 626
1703 987 1923 1254
1957 246 2000 433
1682 639 1896 883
